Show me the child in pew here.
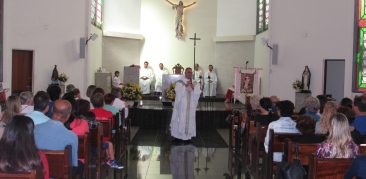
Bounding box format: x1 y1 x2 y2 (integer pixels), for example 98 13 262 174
70 110 124 169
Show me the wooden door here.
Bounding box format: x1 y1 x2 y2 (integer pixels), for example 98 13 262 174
12 50 33 93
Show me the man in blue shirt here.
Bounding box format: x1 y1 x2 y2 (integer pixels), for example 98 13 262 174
34 100 79 174
26 91 51 125
353 95 366 135
345 155 366 179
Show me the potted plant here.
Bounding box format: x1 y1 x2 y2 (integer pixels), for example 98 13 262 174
58 73 68 85
292 79 302 92
165 83 176 101
121 83 143 107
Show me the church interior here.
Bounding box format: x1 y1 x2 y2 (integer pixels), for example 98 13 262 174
1 0 366 179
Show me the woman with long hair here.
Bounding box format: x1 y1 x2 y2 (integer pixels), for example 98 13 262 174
0 115 49 178
315 101 337 134
316 113 359 158
0 96 22 138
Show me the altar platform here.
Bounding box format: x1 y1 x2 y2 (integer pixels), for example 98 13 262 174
130 99 245 129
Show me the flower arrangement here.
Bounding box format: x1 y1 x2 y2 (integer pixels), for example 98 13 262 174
292 79 302 90
165 83 176 101
121 83 143 100
58 73 68 83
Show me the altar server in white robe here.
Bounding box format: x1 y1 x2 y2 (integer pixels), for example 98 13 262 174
203 64 217 97
170 67 201 141
155 63 170 94
139 61 155 94
194 64 203 89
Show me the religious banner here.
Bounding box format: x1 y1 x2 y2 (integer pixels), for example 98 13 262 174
233 67 262 104
240 72 255 93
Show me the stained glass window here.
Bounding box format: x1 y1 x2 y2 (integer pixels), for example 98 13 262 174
257 0 269 34
355 0 366 91
91 0 103 29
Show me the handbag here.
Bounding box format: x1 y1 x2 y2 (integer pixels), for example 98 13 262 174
276 143 307 179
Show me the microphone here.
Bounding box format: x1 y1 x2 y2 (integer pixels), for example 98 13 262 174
245 61 249 69
208 75 211 79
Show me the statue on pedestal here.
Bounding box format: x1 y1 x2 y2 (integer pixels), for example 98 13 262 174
51 65 59 84
301 66 311 91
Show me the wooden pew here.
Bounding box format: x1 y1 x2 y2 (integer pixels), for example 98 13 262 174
265 129 300 179
0 170 37 179
43 145 72 179
285 140 319 166
89 124 103 179
97 118 112 142
251 121 268 179
78 133 90 179
308 154 353 179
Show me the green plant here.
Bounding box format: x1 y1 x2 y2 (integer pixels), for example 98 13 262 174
292 79 302 90
58 73 68 82
165 83 176 101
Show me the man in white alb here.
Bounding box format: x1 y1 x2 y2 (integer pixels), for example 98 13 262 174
194 64 203 89
112 71 122 88
155 63 170 95
170 67 201 141
203 64 217 97
139 61 155 95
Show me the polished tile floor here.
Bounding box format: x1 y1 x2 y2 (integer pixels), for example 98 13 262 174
117 127 247 179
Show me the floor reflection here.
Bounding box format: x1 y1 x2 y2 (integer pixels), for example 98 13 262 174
126 128 244 179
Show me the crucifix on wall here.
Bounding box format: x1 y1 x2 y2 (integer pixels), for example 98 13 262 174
166 0 196 40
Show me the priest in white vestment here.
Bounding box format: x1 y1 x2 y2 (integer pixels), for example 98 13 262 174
155 63 170 94
203 64 217 97
194 64 203 89
170 68 201 141
139 61 155 94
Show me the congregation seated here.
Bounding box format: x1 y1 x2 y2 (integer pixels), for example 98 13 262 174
0 115 49 179
303 96 321 122
90 92 113 121
111 88 128 118
34 100 81 176
104 93 119 115
315 101 337 134
254 97 279 126
85 85 97 102
264 100 299 161
19 91 34 114
292 115 326 143
338 106 356 125
26 91 51 126
316 113 359 159
352 95 366 135
45 85 61 118
0 96 21 138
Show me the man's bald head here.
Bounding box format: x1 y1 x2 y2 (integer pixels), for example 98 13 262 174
52 100 72 123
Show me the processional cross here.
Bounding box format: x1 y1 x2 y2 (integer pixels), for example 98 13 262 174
189 33 201 79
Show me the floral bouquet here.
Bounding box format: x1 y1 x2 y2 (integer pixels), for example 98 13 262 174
165 83 176 101
292 79 302 90
121 83 143 100
58 73 68 83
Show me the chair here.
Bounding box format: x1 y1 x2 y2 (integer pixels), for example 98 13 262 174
78 133 90 179
89 124 103 179
0 170 36 179
43 145 72 179
172 63 184 74
308 154 353 179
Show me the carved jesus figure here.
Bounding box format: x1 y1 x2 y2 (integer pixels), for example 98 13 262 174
166 0 196 39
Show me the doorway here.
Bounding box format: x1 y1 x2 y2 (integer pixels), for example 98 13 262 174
12 50 33 94
324 59 345 102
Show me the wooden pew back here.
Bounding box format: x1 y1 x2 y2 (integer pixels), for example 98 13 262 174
308 154 353 179
43 145 72 179
286 140 318 166
78 133 90 179
0 170 36 179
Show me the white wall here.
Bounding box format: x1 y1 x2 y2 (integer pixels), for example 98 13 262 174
216 0 256 36
104 0 141 34
254 31 271 96
3 0 89 95
87 25 103 91
269 0 355 101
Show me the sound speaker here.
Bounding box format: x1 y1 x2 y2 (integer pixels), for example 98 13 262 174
272 44 278 65
80 38 86 59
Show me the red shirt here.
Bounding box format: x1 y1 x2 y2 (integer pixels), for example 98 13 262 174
90 107 113 120
70 118 89 136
